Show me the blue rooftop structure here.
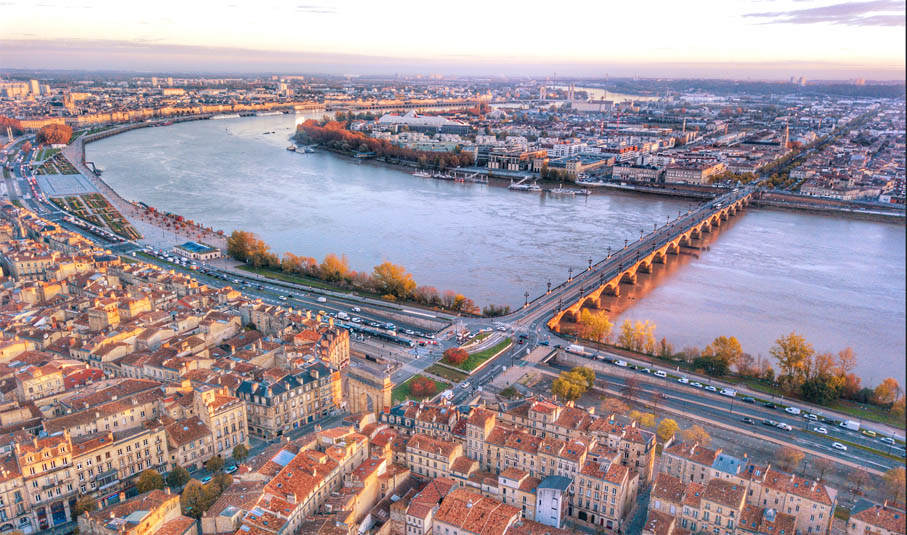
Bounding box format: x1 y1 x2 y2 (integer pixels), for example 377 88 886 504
712 452 747 475
538 475 572 492
272 449 295 467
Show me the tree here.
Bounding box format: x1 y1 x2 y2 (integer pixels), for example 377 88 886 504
36 123 73 145
73 495 97 517
409 376 437 397
205 455 225 474
681 425 711 446
702 336 744 370
578 309 613 343
166 466 191 489
657 337 674 360
629 411 656 428
181 480 204 517
226 230 270 264
442 348 469 366
883 467 906 504
621 377 641 404
693 354 731 376
812 457 835 481
601 397 629 415
232 444 249 463
372 261 417 298
770 332 814 386
552 367 595 402
319 253 349 282
800 376 841 405
850 470 871 497
837 347 857 375
737 352 757 376
656 418 679 443
618 320 637 350
775 446 805 473
135 469 164 493
874 378 901 405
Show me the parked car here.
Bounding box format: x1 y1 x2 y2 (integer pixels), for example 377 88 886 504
742 417 756 425
614 360 628 367
201 475 212 483
690 382 703 388
704 385 718 392
654 370 667 378
814 427 828 435
225 465 237 474
832 442 847 451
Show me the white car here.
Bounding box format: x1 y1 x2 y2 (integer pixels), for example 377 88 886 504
804 413 818 421
351 307 361 312
776 423 793 431
704 385 718 392
496 326 506 331
690 382 704 388
640 367 651 374
654 370 667 378
784 407 801 415
316 296 327 303
832 442 847 451
880 437 896 445
460 381 471 389
677 377 689 384
614 360 628 367
814 427 828 434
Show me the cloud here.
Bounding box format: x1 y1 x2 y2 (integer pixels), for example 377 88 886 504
744 0 906 26
296 4 335 14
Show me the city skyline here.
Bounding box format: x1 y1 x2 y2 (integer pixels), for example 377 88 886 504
1 0 905 79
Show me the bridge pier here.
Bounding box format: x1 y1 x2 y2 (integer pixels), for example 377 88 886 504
620 272 637 285
637 262 652 274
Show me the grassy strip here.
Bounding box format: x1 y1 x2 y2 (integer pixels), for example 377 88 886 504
448 338 512 372
426 364 470 384
803 429 904 462
237 264 339 291
392 375 450 404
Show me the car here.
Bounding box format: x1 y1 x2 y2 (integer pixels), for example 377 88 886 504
804 413 818 421
278 295 288 301
351 307 361 312
640 367 651 374
880 437 896 445
201 475 212 483
316 296 327 303
763 402 777 409
460 381 471 389
518 333 528 339
814 427 828 434
614 360 628 367
861 429 877 438
405 329 415 335
741 397 756 403
704 385 718 392
832 442 848 451
225 465 238 474
762 419 778 426
776 423 793 431
351 317 361 323
742 417 756 425
784 407 801 415
496 326 506 331
677 377 689 384
654 370 667 378
690 382 703 388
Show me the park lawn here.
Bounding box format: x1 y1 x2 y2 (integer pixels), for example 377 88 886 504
426 364 470 384
392 375 450 404
446 338 512 373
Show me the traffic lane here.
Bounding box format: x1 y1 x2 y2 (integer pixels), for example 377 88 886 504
559 363 902 469
571 358 903 455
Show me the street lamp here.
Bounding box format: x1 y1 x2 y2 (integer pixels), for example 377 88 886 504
588 256 593 271
557 297 563 312
639 229 644 240
546 279 552 295
568 267 573 282
579 284 584 297
607 246 611 258
624 238 628 249
524 291 530 308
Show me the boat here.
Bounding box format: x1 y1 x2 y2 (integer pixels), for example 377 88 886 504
508 181 542 192
211 113 241 120
255 111 283 117
286 145 297 152
412 170 432 178
549 183 592 196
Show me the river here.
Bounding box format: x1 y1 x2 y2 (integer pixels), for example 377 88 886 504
88 113 905 385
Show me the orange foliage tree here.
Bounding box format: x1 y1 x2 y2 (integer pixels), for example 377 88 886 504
443 348 469 366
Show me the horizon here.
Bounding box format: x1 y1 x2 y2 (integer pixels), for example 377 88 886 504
1 0 905 80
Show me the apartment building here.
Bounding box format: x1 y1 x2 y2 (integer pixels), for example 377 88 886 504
237 362 341 440
192 383 248 457
664 162 726 184
0 454 30 534
78 488 195 535
405 433 462 479
846 499 906 535
573 460 637 532
14 432 75 531
165 417 214 470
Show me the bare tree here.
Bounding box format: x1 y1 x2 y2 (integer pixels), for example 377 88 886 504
812 457 835 481
621 377 641 405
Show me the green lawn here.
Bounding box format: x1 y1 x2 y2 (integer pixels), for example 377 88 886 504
444 338 512 373
392 375 450 404
237 264 354 292
426 364 470 384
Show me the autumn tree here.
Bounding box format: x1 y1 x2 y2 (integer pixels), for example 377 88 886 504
578 309 613 343
410 376 437 397
181 480 204 517
601 397 629 415
874 378 902 405
136 470 164 493
883 467 906 503
657 337 674 359
770 332 815 387
656 418 679 443
552 367 595 402
629 410 656 428
702 336 744 370
226 230 271 265
319 253 349 282
837 347 857 375
443 348 469 366
776 446 805 473
232 444 249 462
681 425 711 446
36 123 73 145
372 261 417 298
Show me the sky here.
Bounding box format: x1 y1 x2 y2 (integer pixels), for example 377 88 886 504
1 0 905 79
